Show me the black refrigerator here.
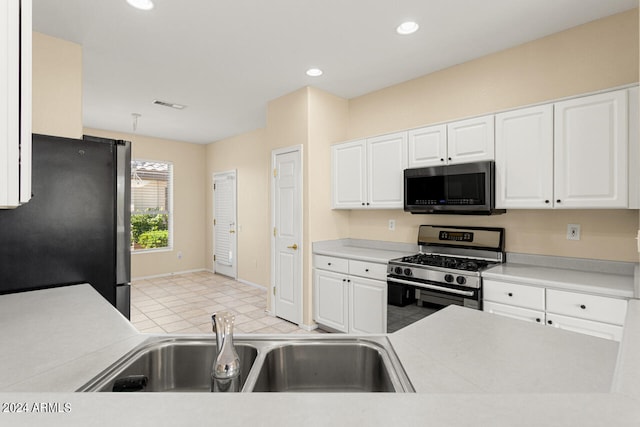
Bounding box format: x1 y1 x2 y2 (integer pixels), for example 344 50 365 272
0 134 132 318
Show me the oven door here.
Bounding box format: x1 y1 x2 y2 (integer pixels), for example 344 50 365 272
386 276 482 333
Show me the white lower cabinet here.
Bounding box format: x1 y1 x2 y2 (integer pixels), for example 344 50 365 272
313 254 387 334
545 313 624 342
483 279 627 341
314 269 349 333
483 301 545 325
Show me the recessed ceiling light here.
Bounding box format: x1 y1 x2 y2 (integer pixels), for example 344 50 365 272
126 0 154 11
396 21 419 35
306 68 323 77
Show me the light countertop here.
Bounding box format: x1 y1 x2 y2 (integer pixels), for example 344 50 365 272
1 284 640 426
312 238 417 263
483 263 635 298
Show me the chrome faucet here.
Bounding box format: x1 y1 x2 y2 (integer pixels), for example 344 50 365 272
211 312 241 392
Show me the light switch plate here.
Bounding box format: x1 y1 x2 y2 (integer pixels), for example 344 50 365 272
388 219 396 231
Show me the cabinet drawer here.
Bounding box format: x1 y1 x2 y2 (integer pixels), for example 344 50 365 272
348 260 387 281
483 301 545 325
313 255 349 274
483 280 545 310
546 289 627 325
545 313 624 341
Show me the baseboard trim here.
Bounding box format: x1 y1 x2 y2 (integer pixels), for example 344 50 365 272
131 268 207 281
236 279 267 291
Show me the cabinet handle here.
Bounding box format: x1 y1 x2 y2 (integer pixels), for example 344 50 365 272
448 157 452 161
556 199 561 203
547 320 553 325
580 304 586 310
507 292 513 297
361 202 365 206
440 158 444 162
365 269 369 272
544 200 550 204
327 262 331 266
535 318 541 323
347 279 351 283
366 202 370 206
342 279 346 282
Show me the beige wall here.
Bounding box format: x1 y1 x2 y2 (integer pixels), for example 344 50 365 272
205 129 269 285
32 32 83 138
344 9 640 262
85 128 207 278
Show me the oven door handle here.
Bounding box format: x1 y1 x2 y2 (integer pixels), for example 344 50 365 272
387 277 475 297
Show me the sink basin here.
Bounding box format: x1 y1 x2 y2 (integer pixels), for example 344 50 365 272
79 338 257 392
250 342 398 392
79 336 414 393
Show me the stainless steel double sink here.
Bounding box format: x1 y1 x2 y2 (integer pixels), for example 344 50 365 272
78 335 414 393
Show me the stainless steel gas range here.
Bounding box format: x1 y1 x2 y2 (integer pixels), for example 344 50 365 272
386 225 505 332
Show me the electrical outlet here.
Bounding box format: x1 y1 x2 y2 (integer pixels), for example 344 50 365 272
388 220 396 231
177 251 183 259
567 224 581 241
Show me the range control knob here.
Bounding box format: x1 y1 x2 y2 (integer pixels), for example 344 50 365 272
456 276 467 285
404 268 412 276
394 267 403 275
444 274 454 283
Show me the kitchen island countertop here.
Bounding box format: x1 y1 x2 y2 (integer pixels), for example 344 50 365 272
1 284 639 426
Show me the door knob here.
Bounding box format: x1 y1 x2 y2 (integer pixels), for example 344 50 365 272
287 243 298 250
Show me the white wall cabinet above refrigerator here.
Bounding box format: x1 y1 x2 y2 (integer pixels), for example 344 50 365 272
331 132 407 209
0 0 31 209
495 87 636 209
407 115 495 168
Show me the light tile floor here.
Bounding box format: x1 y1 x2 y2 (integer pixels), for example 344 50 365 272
130 271 322 335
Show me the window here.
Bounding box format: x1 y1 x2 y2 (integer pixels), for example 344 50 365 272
130 160 173 251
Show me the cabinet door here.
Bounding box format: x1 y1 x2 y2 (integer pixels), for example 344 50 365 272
367 132 407 208
446 115 495 164
313 269 348 333
349 276 387 334
495 105 553 209
554 90 628 208
408 124 447 167
0 0 31 209
484 301 545 325
627 86 639 208
331 140 367 209
545 313 623 341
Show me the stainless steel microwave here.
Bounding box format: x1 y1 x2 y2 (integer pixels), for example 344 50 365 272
404 161 505 215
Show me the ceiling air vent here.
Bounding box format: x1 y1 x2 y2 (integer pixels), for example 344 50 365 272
152 100 186 110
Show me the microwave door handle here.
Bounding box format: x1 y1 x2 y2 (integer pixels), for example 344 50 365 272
387 277 475 297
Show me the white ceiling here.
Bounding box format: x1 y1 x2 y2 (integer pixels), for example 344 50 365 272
33 0 638 144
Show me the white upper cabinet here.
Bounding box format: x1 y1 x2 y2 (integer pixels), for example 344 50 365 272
496 88 635 209
554 89 628 208
446 115 495 164
495 105 554 209
331 139 367 209
332 132 407 209
366 132 407 208
628 86 639 209
407 124 447 167
408 116 495 167
0 0 31 209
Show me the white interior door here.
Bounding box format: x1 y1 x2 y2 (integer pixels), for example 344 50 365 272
271 146 302 324
213 170 237 278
